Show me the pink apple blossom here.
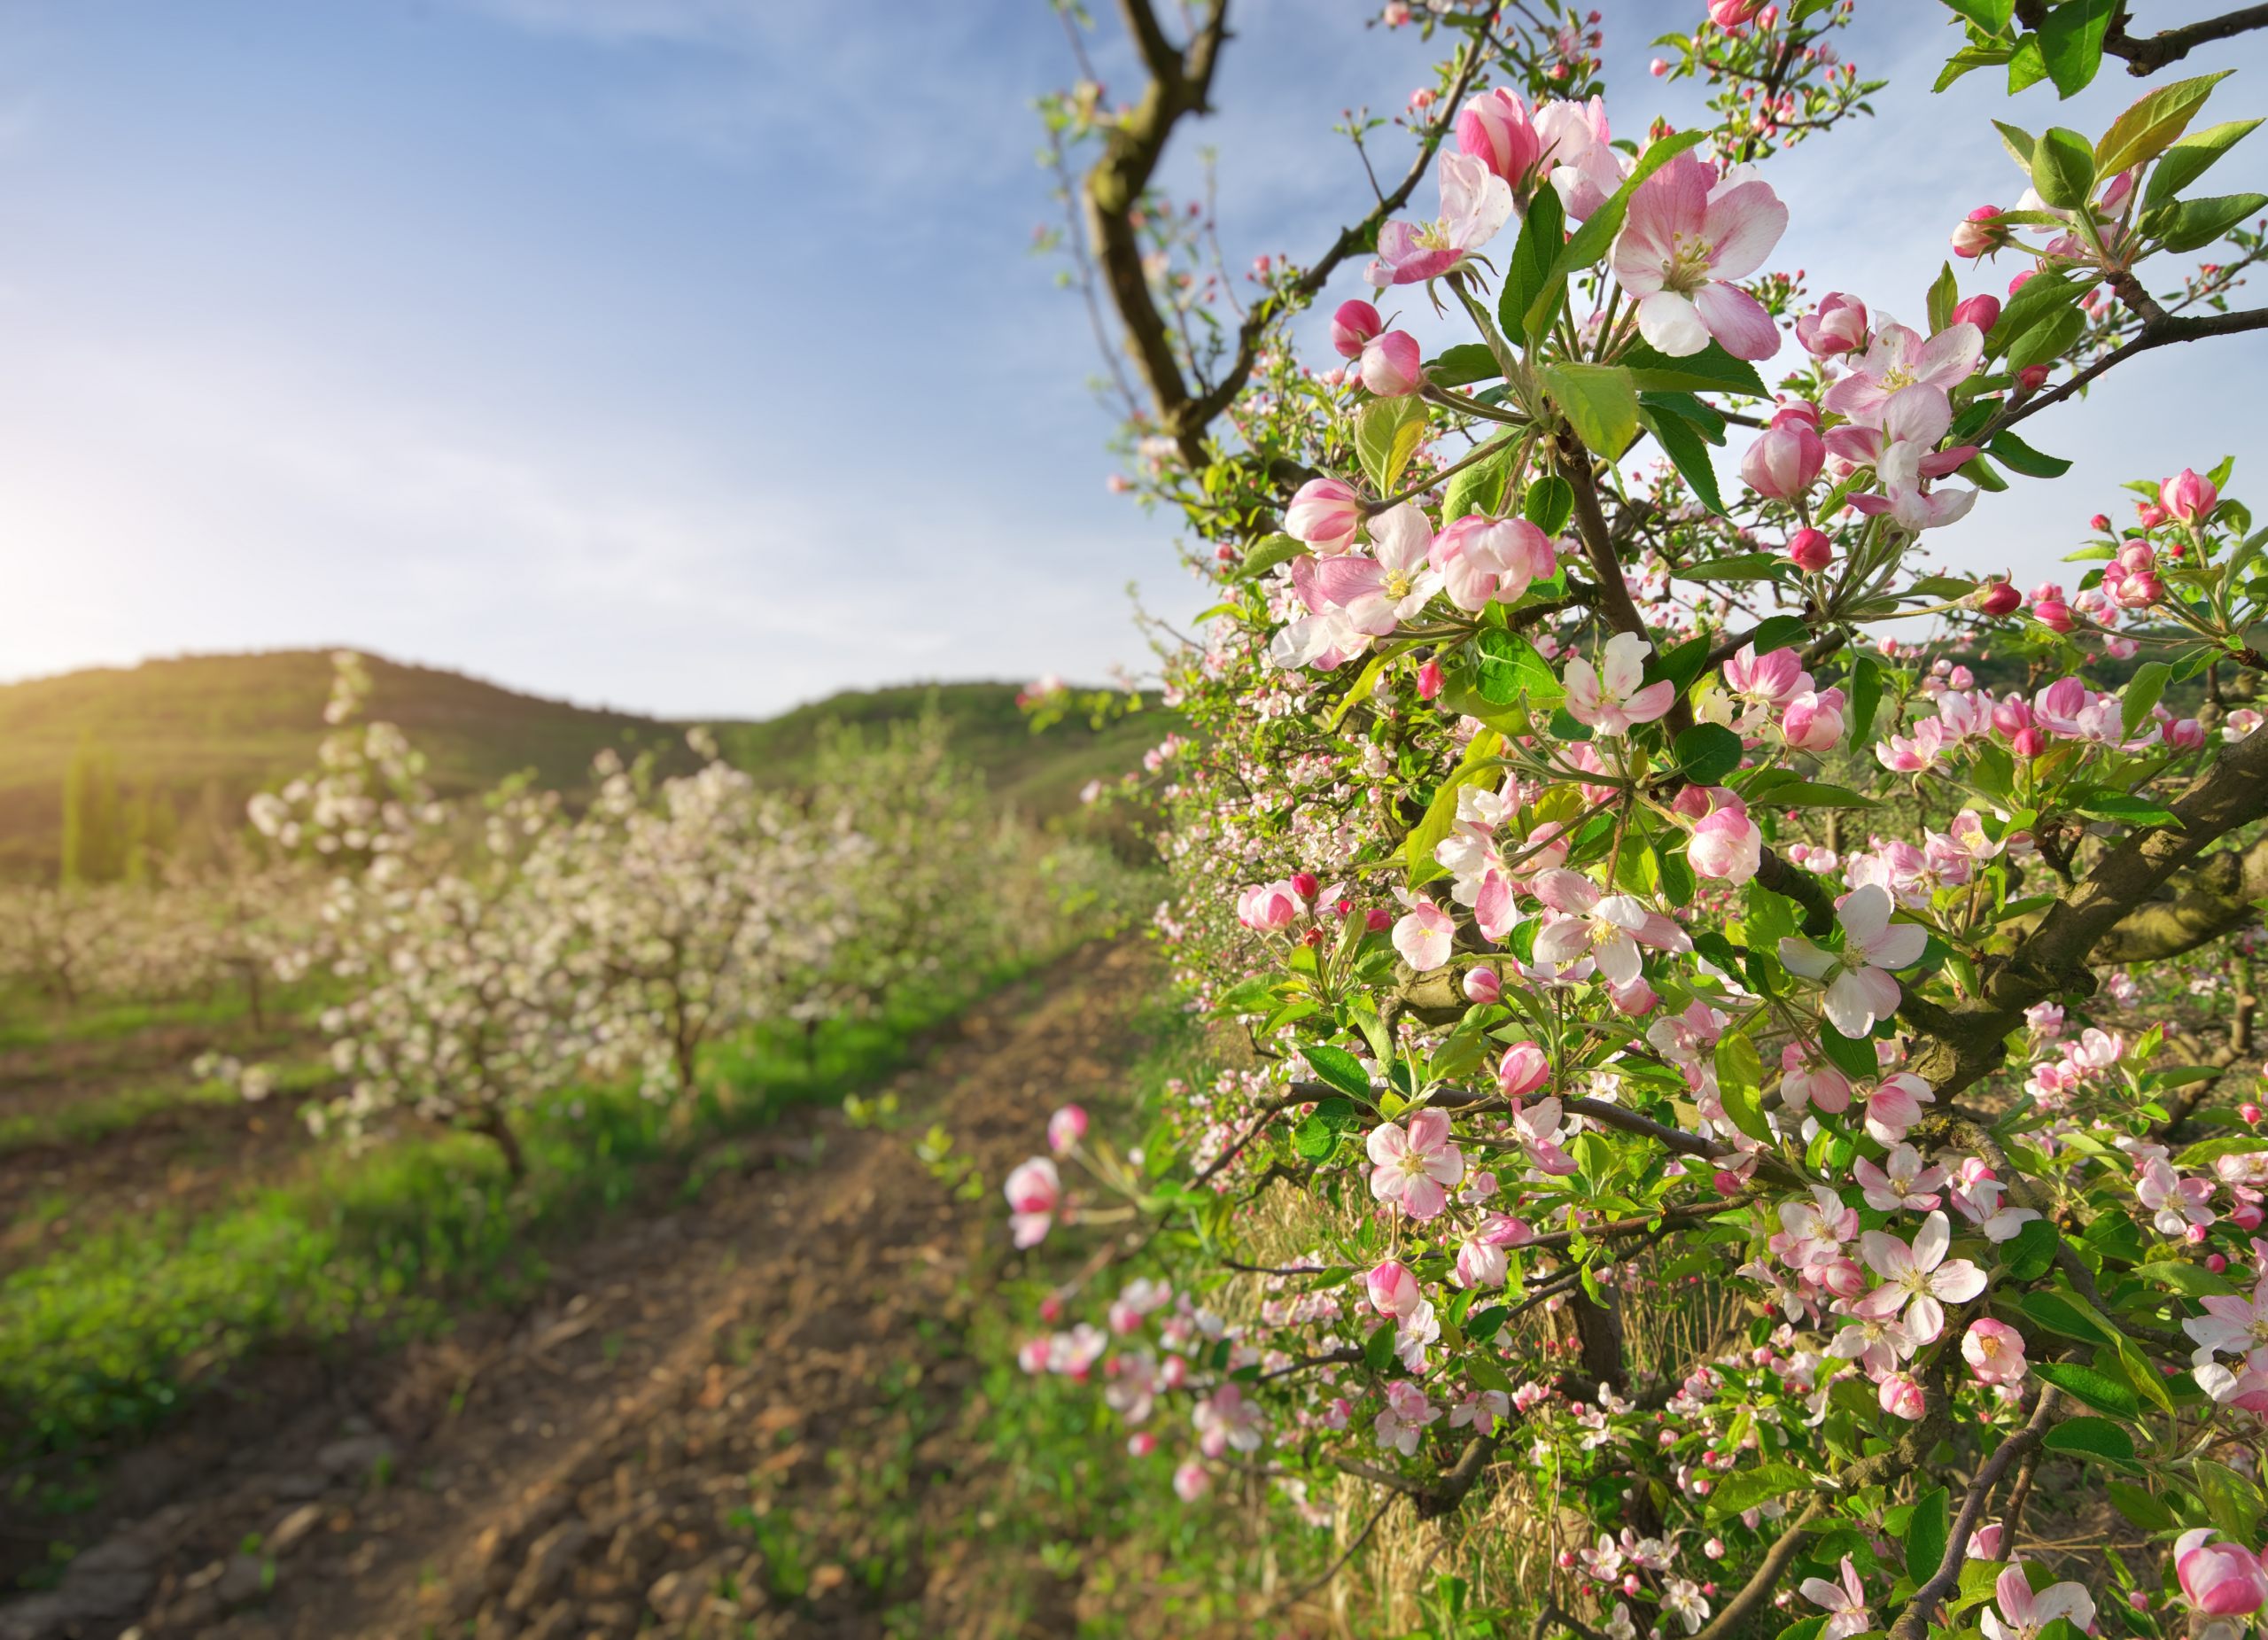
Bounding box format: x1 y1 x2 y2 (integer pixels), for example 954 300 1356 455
1983 1563 2095 1640
1779 884 1927 1038
1004 1156 1061 1248
2176 1531 2268 1618
1961 1318 2028 1385
1855 1209 1985 1344
1609 151 1787 359
1372 151 1514 285
1799 1556 1873 1640
1367 1108 1466 1220
1565 633 1678 735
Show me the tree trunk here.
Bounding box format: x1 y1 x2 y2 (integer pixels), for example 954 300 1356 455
473 1109 526 1183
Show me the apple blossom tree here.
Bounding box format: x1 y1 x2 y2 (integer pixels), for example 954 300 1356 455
1010 1 2268 1633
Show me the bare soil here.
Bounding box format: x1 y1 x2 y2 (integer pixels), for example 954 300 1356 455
0 941 1159 1640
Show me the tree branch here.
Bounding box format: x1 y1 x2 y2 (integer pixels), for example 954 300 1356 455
2104 3 2268 74
1887 1387 2061 1640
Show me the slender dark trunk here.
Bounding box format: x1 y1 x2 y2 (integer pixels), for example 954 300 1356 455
1571 1289 1628 1394
802 1015 820 1073
473 1109 526 1183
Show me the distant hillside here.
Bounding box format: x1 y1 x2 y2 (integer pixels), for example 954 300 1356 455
0 652 1169 878
715 681 1169 817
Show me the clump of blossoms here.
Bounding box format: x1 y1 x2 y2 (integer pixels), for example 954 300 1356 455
1014 1 2268 1633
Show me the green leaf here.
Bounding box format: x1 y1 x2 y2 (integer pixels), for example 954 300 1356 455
1673 552 1783 583
1817 1022 1878 1081
1846 654 1884 746
1938 43 2013 92
1523 474 1574 535
2047 1416 2137 1464
1324 655 1388 734
2031 126 2096 209
1749 614 1810 656
1429 343 1503 391
1674 723 1744 784
1766 781 1877 810
1943 0 2014 28
1212 975 1279 1015
1355 394 1428 494
1442 434 1519 522
1236 533 1306 579
1499 183 1565 346
1986 271 2085 355
1715 1030 1770 1146
1292 1115 1337 1160
1992 120 2039 171
2095 71 2232 178
2068 791 2177 825
2007 305 2085 369
1622 340 1769 397
1541 361 1639 459
2122 659 2171 740
2109 1481 2178 1532
1986 431 2070 478
1524 128 1709 343
1927 261 1961 334
2021 1290 2111 1344
2146 119 2264 207
2004 1218 2059 1281
1905 1486 1950 1580
2037 0 2116 97
1641 401 1727 515
1705 1462 1812 1520
2149 191 2268 253
2196 1458 2265 1542
1364 1317 1397 1373
2007 33 2049 95
1472 629 1565 708
1303 1043 1375 1102
2033 1360 2140 1420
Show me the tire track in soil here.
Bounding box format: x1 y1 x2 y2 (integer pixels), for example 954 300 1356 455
2 941 1156 1640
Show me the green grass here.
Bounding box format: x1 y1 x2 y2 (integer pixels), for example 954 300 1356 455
0 958 1049 1465
950 992 1347 1633
0 1057 334 1158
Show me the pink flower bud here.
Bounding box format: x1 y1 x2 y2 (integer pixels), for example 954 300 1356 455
1951 205 2002 259
1366 1258 1421 1318
1417 657 1444 700
1047 1104 1089 1154
1968 1523 2003 1559
2012 726 2047 758
1464 965 1502 1005
1950 292 2001 331
1975 579 2023 617
1787 528 1832 572
1290 872 1320 902
1285 478 1363 552
1713 1170 1743 1195
1650 56 1668 75
1173 1460 1212 1502
2177 1532 2268 1617
2016 364 2050 391
1708 0 1765 27
2090 512 2112 532
1364 907 1393 932
2241 1103 2263 1125
1740 422 1825 501
1794 292 1868 356
2163 467 2220 523
1330 299 1383 359
1878 1372 1927 1421
2208 1253 2230 1273
1705 1538 1726 1558
1127 1431 1157 1457
1360 330 1425 398
2032 597 2074 633
1498 1041 1550 1098
1454 87 1540 186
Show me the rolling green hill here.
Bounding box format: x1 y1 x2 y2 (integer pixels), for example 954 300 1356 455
0 651 1170 879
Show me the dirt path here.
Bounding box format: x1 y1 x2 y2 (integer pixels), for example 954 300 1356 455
1 942 1158 1640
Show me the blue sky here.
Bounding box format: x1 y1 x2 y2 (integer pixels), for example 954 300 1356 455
0 1 2262 718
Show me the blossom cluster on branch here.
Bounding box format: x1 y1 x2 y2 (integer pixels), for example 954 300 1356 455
1014 1 2268 1633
